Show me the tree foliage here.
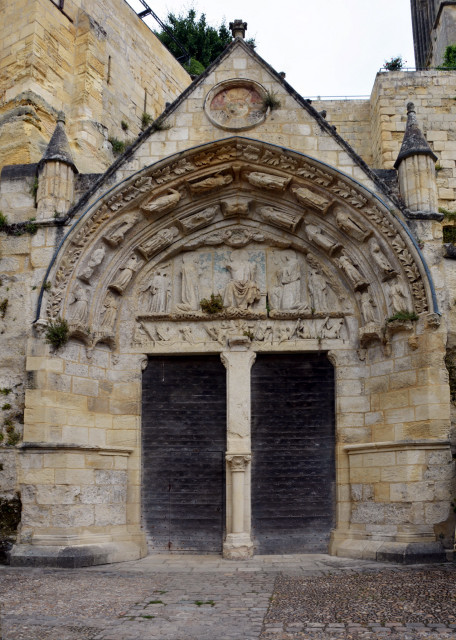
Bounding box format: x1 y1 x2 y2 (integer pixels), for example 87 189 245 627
155 9 254 75
442 45 456 68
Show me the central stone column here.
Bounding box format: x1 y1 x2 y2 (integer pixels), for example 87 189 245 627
221 342 256 559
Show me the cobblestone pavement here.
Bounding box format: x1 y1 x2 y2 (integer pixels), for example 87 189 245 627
0 554 455 640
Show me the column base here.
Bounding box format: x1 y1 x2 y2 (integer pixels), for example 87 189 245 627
332 538 449 564
223 533 254 560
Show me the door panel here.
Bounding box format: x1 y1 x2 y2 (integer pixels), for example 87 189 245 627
142 356 226 552
251 353 335 554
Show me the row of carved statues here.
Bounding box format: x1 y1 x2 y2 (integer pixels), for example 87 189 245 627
66 246 411 331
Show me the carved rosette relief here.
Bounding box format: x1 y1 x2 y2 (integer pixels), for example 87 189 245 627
44 139 431 353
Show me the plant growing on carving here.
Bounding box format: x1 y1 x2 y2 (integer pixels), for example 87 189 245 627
200 293 223 314
386 310 418 323
44 317 69 349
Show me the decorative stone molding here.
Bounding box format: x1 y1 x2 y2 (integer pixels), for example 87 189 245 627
42 138 433 352
204 79 266 131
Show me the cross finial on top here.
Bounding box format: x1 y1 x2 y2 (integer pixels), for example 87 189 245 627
229 19 247 39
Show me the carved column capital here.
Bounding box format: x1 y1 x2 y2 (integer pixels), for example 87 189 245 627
220 350 256 370
226 453 251 472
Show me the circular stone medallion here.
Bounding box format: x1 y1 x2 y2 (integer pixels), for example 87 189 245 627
204 80 267 131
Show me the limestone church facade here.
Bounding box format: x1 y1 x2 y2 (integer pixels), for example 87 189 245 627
0 0 455 566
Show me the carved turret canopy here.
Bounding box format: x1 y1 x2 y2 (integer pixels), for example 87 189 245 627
42 138 433 354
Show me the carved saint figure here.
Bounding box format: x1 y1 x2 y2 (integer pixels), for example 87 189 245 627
369 238 396 279
276 251 305 310
188 174 233 193
337 251 368 289
247 172 291 191
100 292 118 331
141 188 181 214
389 279 409 314
308 269 329 312
104 214 139 246
176 253 200 312
359 288 377 324
293 187 329 211
138 227 179 259
335 209 371 242
147 267 172 314
79 246 106 282
69 284 89 324
260 206 301 232
179 206 218 233
109 254 139 294
223 250 261 310
305 223 341 255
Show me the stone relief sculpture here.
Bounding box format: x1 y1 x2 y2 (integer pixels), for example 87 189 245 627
222 198 250 217
321 317 344 339
389 278 409 314
99 292 118 332
68 284 89 324
369 238 397 280
109 254 140 294
188 174 233 194
103 214 140 247
260 206 301 232
335 209 371 242
293 187 330 212
141 188 181 215
79 246 106 283
143 265 172 314
359 288 378 324
274 251 307 311
246 172 291 191
224 250 261 310
137 227 179 259
305 223 341 256
308 269 331 312
176 253 201 312
178 206 219 233
337 251 368 290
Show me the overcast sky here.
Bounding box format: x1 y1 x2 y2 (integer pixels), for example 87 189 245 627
125 0 415 98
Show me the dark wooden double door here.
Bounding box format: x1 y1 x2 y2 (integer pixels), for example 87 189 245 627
142 354 335 554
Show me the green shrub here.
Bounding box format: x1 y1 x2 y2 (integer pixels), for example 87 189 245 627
108 137 126 155
0 212 8 229
200 293 223 314
45 317 69 349
387 310 419 323
383 56 403 71
262 90 281 112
